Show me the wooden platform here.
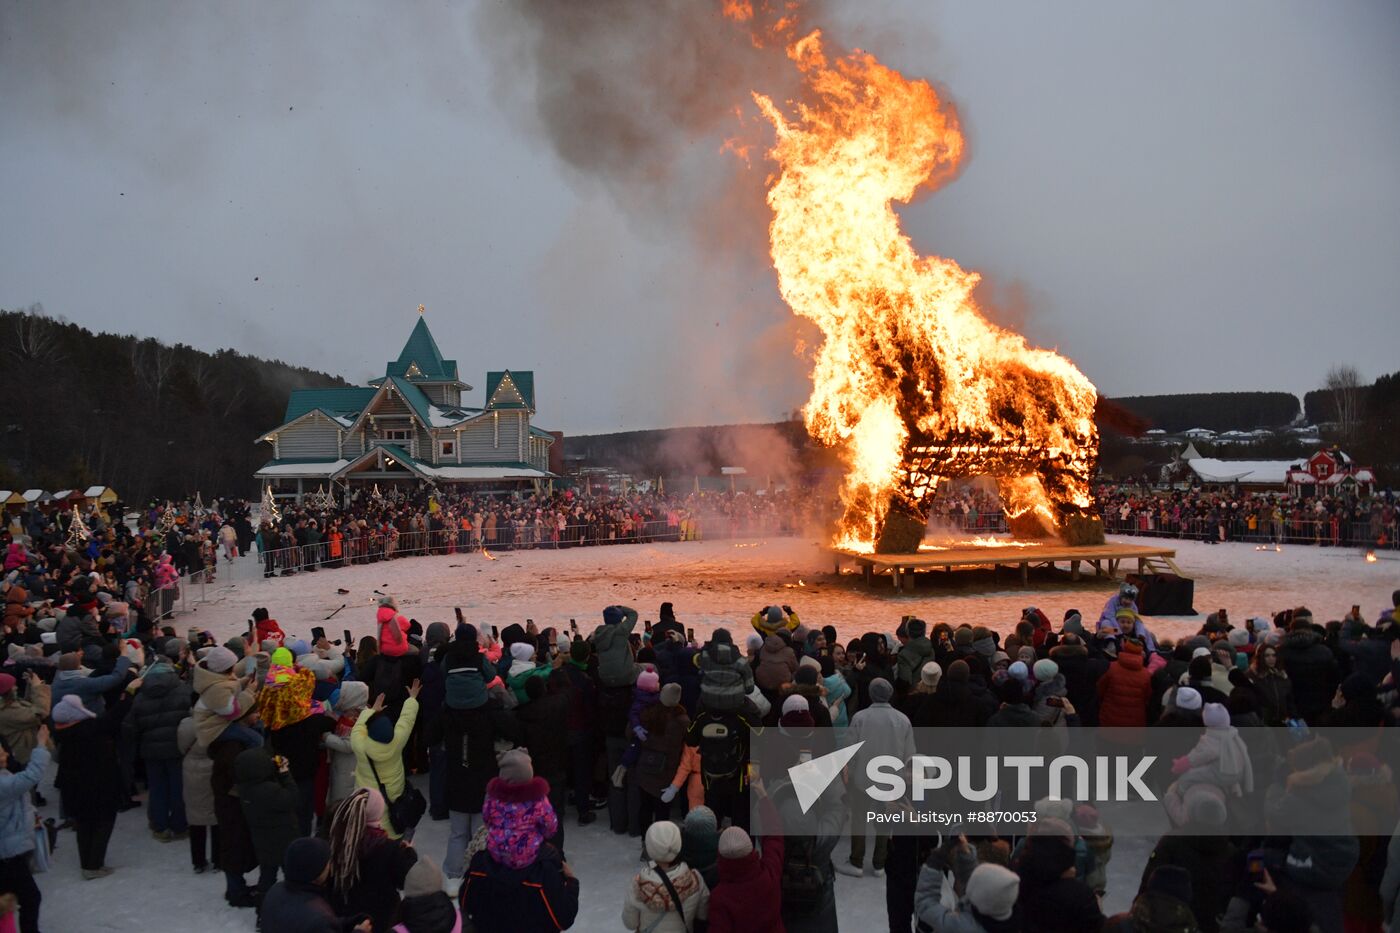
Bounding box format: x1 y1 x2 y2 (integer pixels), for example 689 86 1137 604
830 542 1181 591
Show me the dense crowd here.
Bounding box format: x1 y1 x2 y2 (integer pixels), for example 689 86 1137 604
3 522 1400 932
248 487 821 575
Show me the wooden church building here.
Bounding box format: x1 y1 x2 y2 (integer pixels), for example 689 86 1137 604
255 313 556 501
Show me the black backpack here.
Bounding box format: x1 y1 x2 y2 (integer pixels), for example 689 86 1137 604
697 716 744 782
771 784 826 914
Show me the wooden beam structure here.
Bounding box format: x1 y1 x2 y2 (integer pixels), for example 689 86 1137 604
830 542 1180 592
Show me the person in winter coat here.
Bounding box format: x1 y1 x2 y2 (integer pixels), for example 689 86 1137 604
1164 703 1253 827
236 746 301 896
635 683 690 833
1343 754 1397 933
1277 621 1339 725
51 644 135 715
260 836 372 933
328 788 420 933
192 646 260 748
0 672 49 769
211 709 263 907
590 604 640 688
263 658 335 836
837 677 913 878
750 604 800 638
1096 639 1153 739
1139 788 1236 933
324 681 370 816
505 642 551 705
376 597 415 658
754 634 798 695
622 819 710 932
126 655 193 839
517 674 571 854
393 856 460 933
820 656 851 729
1013 826 1105 933
678 805 719 889
177 716 219 873
706 811 784 933
53 690 132 879
1049 635 1105 726
251 607 286 647
915 856 1023 933
0 725 49 933
483 750 558 874
894 618 937 691
561 638 597 826
695 630 754 714
1104 865 1201 933
1247 643 1295 726
461 830 579 933
441 688 510 879
442 622 495 712
351 682 421 840
1265 738 1360 932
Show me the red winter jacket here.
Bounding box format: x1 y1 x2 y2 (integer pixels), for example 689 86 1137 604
708 836 785 933
1096 647 1152 731
377 606 411 657
255 617 286 646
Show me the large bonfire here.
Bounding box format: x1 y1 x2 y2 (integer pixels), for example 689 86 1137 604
733 3 1103 553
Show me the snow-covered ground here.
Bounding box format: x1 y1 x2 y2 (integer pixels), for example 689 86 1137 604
36 534 1394 929
185 534 1396 646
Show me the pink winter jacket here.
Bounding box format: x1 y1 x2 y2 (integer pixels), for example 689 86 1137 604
482 775 557 870
154 555 179 590
376 606 411 657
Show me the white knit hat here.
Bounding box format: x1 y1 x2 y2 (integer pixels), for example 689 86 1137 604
781 694 810 715
645 820 682 864
966 864 1020 921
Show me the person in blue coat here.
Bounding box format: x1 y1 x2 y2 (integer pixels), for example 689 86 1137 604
0 726 51 933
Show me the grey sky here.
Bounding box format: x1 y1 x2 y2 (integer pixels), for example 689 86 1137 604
3 1 1397 435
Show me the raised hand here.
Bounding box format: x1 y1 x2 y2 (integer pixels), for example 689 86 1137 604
406 679 422 700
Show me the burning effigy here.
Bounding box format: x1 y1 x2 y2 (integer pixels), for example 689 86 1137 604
741 11 1103 554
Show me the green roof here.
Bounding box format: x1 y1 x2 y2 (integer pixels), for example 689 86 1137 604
283 387 377 424
484 371 535 411
387 317 458 382
528 425 557 440
385 376 435 426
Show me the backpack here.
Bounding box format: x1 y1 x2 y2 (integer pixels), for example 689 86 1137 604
770 784 826 915
697 716 744 782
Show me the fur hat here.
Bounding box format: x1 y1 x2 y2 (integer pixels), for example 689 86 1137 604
204 646 237 674
403 855 445 898
645 820 683 864
1174 687 1203 711
637 669 660 693
660 683 683 708
53 694 97 724
717 825 753 860
966 864 1020 921
1202 702 1230 728
498 748 533 784
335 681 369 712
1032 659 1058 682
781 693 810 715
868 677 893 703
920 661 942 687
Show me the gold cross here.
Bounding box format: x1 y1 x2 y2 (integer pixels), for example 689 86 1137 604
417 303 426 314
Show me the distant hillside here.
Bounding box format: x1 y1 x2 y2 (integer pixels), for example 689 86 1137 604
1108 392 1300 433
567 421 826 479
0 307 350 502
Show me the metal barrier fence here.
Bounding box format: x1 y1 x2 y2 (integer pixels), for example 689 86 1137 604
252 515 805 576
937 510 1397 550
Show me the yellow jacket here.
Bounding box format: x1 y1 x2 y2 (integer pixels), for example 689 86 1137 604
751 608 801 638
350 697 419 838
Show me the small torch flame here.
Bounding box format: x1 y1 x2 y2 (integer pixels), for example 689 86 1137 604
481 546 497 562
1366 550 1378 563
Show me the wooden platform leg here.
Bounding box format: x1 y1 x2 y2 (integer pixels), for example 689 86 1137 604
862 564 873 586
1020 561 1028 586
1070 559 1081 582
893 567 903 592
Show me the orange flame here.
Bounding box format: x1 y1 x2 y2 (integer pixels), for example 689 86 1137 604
751 30 1099 552
481 546 497 561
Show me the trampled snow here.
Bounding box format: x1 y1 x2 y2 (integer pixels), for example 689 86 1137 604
35 534 1395 928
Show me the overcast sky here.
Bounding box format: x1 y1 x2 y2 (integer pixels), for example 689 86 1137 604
3 1 1397 435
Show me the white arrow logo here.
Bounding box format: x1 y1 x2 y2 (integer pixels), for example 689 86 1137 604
788 741 864 814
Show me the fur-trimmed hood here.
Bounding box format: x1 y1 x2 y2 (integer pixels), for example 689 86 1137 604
486 775 550 804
